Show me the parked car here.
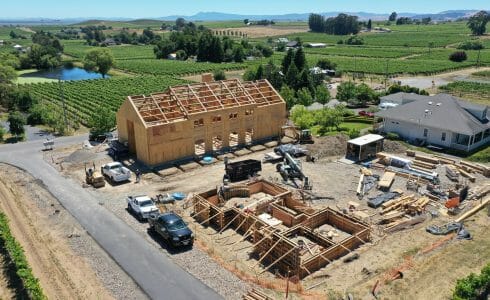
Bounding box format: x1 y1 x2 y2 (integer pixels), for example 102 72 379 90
101 162 131 183
89 131 116 143
108 140 129 160
127 195 159 221
358 110 374 118
148 212 194 248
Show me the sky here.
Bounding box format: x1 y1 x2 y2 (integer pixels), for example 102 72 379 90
1 0 489 19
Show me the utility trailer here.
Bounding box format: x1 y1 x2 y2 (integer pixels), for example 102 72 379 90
224 158 262 182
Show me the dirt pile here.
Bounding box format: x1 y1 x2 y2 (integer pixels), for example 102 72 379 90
63 149 99 164
383 140 408 154
307 134 349 159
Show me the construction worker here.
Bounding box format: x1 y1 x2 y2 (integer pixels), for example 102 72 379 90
135 169 141 183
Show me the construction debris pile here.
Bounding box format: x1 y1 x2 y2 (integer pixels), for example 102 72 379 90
350 150 489 234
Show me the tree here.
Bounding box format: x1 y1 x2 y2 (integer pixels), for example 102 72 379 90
154 39 176 59
297 88 313 106
282 48 295 73
255 65 264 80
337 81 356 101
324 13 360 35
7 111 26 138
88 108 115 135
389 12 397 22
232 45 245 62
355 83 376 105
308 13 326 33
467 11 490 36
243 19 249 24
316 59 337 70
457 41 484 50
367 19 372 30
0 65 17 84
285 64 299 88
213 70 226 81
0 124 4 142
83 48 114 78
316 85 331 107
290 105 314 129
293 47 306 71
449 51 468 62
175 18 186 29
280 85 296 109
346 36 364 45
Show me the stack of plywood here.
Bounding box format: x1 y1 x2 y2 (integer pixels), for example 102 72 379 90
378 171 396 191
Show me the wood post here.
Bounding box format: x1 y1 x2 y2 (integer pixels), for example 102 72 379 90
259 247 297 274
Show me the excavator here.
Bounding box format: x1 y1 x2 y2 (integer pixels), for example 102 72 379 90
276 153 312 190
281 126 314 144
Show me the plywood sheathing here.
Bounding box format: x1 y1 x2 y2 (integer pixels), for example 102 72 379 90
118 79 287 166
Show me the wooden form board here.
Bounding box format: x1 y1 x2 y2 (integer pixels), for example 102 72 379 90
192 179 371 279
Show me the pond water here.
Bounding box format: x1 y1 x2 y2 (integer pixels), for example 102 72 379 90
20 67 108 81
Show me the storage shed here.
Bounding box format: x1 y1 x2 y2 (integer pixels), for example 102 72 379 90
117 79 287 166
346 134 384 161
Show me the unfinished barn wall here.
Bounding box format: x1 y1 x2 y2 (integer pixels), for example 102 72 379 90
117 79 287 166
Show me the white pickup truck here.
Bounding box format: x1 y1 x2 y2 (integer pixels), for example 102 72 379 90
127 195 159 221
101 162 131 183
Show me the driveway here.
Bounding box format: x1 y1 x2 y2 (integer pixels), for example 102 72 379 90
0 135 221 300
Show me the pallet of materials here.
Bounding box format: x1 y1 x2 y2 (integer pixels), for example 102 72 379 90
445 165 460 182
378 171 396 190
414 154 439 165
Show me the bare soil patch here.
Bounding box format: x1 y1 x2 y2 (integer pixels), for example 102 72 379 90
216 26 307 38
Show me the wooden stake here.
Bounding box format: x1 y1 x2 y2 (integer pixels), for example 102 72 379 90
254 238 282 267
259 247 297 274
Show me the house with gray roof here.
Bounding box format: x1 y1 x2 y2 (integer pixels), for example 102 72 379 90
376 93 489 152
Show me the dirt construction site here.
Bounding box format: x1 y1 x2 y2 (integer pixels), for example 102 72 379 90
11 132 483 300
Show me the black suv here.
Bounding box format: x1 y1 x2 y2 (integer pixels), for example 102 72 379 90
148 212 194 248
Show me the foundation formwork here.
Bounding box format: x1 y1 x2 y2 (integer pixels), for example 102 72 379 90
192 180 371 279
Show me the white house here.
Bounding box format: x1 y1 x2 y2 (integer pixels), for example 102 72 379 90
376 93 489 152
13 44 23 51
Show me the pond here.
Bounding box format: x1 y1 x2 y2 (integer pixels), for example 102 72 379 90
20 67 109 81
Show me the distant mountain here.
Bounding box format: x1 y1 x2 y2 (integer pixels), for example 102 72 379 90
160 11 409 21
1 9 488 25
411 10 482 20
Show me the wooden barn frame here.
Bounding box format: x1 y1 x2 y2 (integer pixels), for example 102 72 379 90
117 79 287 166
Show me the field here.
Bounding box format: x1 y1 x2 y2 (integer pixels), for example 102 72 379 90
22 75 187 125
63 40 155 60
473 70 490 78
439 81 490 104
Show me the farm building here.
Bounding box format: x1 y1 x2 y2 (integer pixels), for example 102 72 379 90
117 79 287 166
376 93 490 152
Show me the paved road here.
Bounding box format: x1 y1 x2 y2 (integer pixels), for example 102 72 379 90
0 135 221 300
1 120 54 142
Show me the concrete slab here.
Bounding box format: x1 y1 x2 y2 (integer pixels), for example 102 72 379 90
264 141 278 148
155 167 182 177
249 145 267 152
234 149 253 157
216 153 236 161
179 162 201 172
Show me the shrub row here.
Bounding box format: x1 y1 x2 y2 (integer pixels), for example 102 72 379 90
0 213 46 299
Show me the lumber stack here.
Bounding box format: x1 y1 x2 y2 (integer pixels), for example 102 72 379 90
381 195 415 214
457 167 476 183
384 215 426 233
460 161 490 177
243 289 273 300
414 154 439 165
413 159 437 170
380 195 430 215
445 165 460 182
